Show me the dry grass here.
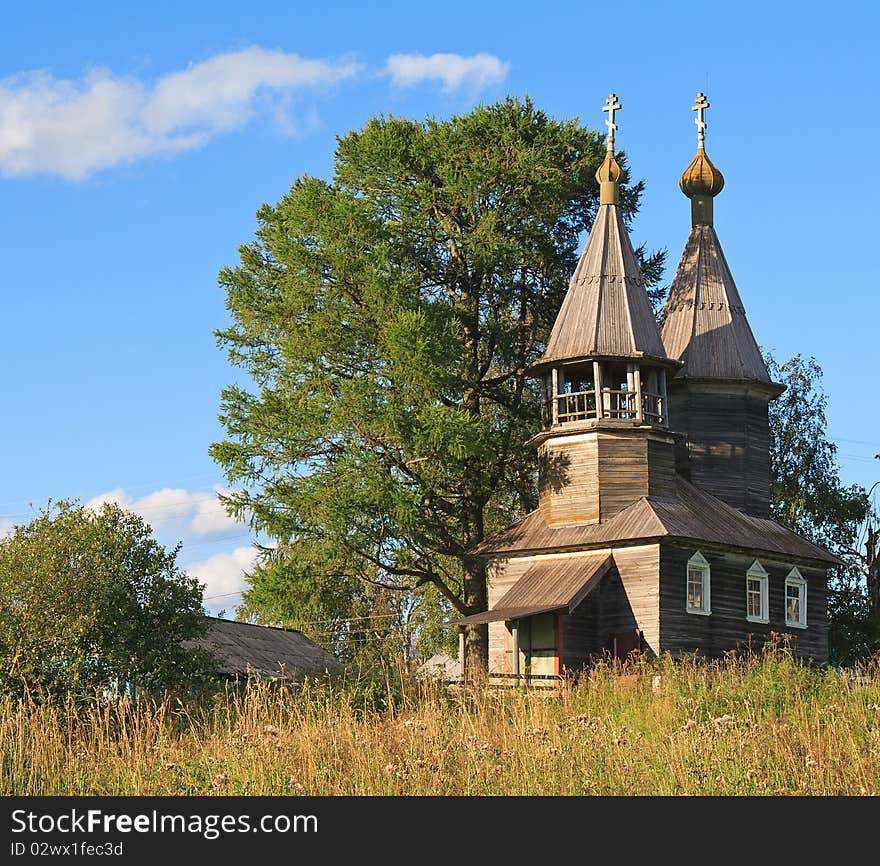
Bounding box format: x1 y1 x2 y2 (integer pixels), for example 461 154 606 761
3 647 880 795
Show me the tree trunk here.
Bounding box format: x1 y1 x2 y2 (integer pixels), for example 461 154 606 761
462 553 488 678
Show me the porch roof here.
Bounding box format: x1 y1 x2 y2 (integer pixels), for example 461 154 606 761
452 553 612 625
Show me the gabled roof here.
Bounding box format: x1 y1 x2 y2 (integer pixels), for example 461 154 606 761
497 553 611 610
534 204 668 370
187 617 340 679
452 553 611 625
660 225 774 383
474 475 840 566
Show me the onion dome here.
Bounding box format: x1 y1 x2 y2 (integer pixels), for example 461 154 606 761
680 92 724 226
680 148 725 199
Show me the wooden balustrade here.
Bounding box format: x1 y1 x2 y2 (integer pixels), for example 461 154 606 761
541 387 665 426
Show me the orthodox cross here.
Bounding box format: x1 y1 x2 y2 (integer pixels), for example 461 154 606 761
692 92 709 147
602 93 621 151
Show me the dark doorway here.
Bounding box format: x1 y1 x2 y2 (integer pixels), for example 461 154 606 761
609 629 642 661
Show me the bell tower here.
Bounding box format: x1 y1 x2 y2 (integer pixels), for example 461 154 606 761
530 95 680 526
660 93 784 518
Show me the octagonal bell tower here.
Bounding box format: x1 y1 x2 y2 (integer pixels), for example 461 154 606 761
529 95 680 526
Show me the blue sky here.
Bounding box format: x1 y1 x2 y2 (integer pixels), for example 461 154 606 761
1 0 877 613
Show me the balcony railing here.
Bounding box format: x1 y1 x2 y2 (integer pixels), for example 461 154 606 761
642 391 664 424
602 389 636 419
541 388 665 426
556 389 597 423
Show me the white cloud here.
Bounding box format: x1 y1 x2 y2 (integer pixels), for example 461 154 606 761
385 52 508 93
86 486 245 540
0 47 360 179
0 517 14 539
185 545 259 605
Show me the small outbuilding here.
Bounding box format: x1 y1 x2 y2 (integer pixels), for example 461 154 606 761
188 617 340 680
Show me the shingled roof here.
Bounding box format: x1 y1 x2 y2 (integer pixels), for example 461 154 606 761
453 553 612 625
188 617 340 679
533 203 669 371
474 475 840 566
660 224 776 383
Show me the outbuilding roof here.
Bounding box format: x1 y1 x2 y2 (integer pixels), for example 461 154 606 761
187 617 340 679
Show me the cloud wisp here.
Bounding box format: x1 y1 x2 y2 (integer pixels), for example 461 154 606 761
184 545 259 609
85 486 259 611
86 485 245 540
385 52 509 94
0 47 360 179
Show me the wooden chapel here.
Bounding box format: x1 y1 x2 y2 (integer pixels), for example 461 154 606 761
454 93 839 681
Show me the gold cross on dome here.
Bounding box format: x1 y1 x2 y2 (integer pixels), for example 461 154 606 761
602 93 621 151
692 92 709 146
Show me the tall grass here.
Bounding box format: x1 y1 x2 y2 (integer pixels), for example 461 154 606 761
2 647 879 795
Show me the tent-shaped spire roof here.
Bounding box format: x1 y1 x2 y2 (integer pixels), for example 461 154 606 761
660 93 777 385
533 95 668 372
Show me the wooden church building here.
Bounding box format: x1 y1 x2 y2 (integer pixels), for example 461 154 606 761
455 94 839 680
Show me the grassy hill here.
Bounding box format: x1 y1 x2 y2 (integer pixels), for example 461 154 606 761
2 643 878 795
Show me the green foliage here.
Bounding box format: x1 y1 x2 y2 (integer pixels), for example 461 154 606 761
766 352 873 663
767 353 868 551
212 97 663 651
0 501 210 699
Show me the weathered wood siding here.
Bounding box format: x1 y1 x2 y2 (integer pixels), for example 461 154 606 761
597 432 676 520
538 429 676 526
744 398 772 519
486 557 525 674
668 383 772 519
647 437 677 499
612 545 660 653
659 543 828 664
538 433 599 525
596 433 648 520
562 544 661 670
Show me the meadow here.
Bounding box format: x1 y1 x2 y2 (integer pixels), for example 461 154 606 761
3 645 879 796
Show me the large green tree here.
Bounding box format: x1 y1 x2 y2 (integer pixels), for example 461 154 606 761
766 353 873 664
212 97 662 671
0 501 209 698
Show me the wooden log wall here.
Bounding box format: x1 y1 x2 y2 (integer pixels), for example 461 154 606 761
668 383 772 519
538 432 599 525
486 556 525 674
538 429 677 526
658 543 828 664
562 544 661 669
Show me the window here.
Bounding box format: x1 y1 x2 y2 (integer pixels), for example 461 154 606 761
745 560 769 623
686 551 711 615
785 568 807 628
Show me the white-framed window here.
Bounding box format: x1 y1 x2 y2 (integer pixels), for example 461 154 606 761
745 560 769 623
785 568 807 628
686 551 711 615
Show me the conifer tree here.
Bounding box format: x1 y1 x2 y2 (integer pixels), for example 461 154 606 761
212 97 661 671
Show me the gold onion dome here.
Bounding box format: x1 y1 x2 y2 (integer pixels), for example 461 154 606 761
597 93 622 205
681 92 723 226
595 150 622 185
679 148 724 199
